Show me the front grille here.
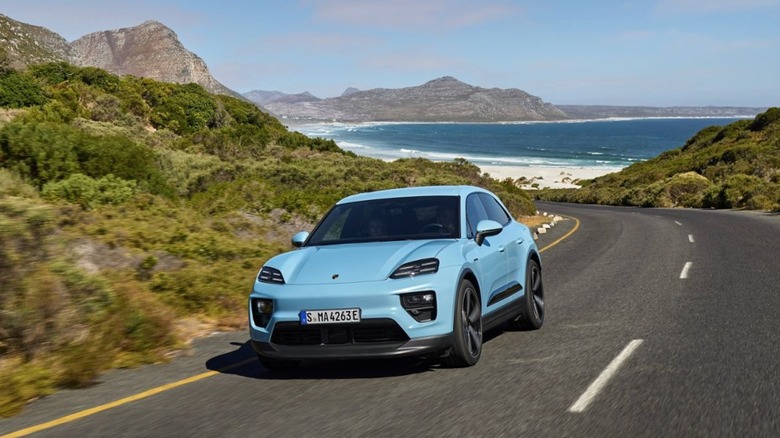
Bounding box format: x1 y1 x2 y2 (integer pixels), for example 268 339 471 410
271 318 409 346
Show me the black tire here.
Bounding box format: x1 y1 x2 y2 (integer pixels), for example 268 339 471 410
509 258 544 331
443 279 482 367
258 354 300 372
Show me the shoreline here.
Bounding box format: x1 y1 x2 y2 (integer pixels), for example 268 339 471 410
477 164 619 189
285 115 754 129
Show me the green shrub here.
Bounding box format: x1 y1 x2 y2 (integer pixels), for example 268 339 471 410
27 62 79 86
703 174 775 209
750 107 780 132
42 173 137 209
149 83 217 134
0 122 81 188
0 121 170 195
90 94 123 122
0 168 38 198
0 72 47 108
666 172 712 207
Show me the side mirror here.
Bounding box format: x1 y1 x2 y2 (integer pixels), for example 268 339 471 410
475 220 502 246
291 231 309 248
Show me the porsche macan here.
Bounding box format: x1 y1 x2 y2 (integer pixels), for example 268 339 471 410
249 185 544 370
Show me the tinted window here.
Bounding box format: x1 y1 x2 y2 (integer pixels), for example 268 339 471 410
478 193 512 225
466 194 489 239
306 196 460 246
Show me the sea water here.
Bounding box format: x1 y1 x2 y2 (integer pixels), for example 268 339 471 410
295 118 746 172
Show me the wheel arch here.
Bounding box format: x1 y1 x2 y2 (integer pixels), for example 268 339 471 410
459 268 482 301
528 250 542 270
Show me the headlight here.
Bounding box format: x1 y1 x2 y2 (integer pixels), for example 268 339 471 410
258 266 285 284
390 258 439 279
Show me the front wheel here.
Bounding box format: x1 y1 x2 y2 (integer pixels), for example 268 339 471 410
509 258 544 331
443 279 482 367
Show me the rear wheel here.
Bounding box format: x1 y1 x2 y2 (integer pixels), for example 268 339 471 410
509 258 544 330
443 279 482 367
258 354 300 372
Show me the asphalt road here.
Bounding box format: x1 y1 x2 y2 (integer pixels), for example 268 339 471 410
3 202 780 437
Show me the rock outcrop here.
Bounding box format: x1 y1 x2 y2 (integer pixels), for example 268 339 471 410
0 14 74 70
70 20 237 97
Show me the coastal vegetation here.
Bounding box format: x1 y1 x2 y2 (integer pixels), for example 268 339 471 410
0 63 537 415
534 108 780 210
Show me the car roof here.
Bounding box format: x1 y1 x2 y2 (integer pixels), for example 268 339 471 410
338 185 489 204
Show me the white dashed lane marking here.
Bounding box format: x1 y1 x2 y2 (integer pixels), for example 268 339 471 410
569 339 644 413
680 262 692 279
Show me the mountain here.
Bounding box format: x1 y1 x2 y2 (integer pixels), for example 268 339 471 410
71 20 238 97
1 15 239 98
244 90 320 106
0 14 74 70
341 87 360 97
555 105 769 120
257 76 567 122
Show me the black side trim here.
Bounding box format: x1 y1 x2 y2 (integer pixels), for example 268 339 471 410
487 282 522 307
483 301 522 331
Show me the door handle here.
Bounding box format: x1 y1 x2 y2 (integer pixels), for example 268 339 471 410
499 246 505 253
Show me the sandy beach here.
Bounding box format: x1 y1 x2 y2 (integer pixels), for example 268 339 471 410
477 165 621 189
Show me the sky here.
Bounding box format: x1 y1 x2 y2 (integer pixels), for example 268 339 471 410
2 0 779 107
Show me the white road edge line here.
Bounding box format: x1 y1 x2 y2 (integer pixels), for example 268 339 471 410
688 234 695 243
569 339 644 413
680 262 692 279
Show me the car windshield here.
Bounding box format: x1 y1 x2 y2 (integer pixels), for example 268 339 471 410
305 196 461 246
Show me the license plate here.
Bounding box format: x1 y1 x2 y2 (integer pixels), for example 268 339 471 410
300 308 361 325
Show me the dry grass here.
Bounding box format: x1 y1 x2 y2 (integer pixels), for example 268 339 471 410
517 214 555 228
0 108 25 123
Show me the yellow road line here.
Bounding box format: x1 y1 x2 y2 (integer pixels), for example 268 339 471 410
5 215 580 438
1 357 256 438
539 215 580 253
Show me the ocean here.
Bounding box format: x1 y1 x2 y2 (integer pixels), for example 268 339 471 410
295 118 747 172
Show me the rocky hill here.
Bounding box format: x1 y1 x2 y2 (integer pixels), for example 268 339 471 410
0 14 74 70
248 76 567 122
0 15 237 98
245 90 320 106
70 21 238 97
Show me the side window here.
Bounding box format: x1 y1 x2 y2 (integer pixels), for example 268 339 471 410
466 194 489 239
478 193 511 225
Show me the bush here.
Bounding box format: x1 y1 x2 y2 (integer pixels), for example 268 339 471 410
149 83 217 134
0 168 38 198
703 174 776 209
0 72 47 108
42 173 137 209
0 121 170 195
750 107 780 132
666 172 712 207
0 121 81 187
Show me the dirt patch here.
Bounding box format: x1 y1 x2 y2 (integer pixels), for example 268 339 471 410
68 238 184 274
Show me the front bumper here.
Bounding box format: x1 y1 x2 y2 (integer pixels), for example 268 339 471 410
251 330 453 360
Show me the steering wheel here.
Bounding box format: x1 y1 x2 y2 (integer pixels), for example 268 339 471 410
420 223 445 233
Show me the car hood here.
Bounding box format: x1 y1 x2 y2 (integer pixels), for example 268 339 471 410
268 240 456 285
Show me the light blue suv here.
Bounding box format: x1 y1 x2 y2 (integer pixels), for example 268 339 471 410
249 185 543 370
